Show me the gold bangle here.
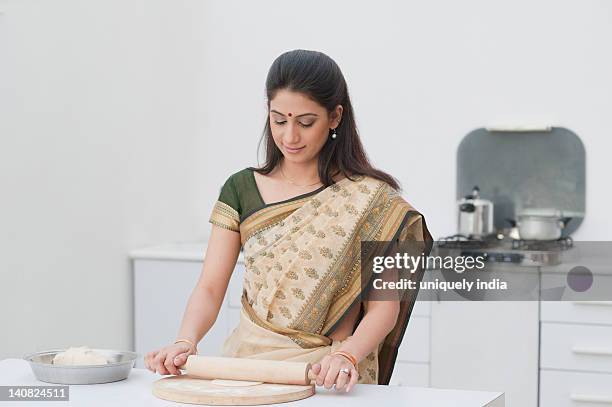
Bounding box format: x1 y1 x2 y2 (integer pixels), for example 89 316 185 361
330 350 358 368
174 339 197 353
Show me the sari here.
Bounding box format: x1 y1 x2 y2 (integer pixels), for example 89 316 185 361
209 171 433 384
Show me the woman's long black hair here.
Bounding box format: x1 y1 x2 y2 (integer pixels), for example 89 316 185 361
254 49 400 191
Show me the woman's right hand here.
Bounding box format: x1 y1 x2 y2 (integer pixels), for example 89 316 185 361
144 342 196 376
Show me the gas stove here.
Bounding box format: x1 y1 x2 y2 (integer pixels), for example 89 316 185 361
511 236 573 251
435 234 573 267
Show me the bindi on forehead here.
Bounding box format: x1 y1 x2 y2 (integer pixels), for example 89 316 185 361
270 109 317 118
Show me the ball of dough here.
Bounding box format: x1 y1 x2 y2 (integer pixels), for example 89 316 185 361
52 346 108 366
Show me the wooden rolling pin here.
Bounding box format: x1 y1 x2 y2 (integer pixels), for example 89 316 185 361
179 356 317 385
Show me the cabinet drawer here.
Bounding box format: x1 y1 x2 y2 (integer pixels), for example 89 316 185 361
540 370 612 407
396 316 430 363
541 301 612 325
389 361 429 387
541 322 612 373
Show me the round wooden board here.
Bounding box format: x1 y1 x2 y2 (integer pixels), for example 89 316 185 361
153 376 315 405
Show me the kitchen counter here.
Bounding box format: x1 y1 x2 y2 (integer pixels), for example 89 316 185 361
1 359 504 406
129 241 245 263
129 241 211 262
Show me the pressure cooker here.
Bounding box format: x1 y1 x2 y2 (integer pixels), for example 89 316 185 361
457 186 495 238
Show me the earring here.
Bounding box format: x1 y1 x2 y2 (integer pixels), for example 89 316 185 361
331 128 337 140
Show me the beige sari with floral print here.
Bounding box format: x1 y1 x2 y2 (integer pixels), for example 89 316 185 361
218 175 432 385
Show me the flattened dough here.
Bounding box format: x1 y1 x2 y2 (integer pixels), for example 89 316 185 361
211 379 263 387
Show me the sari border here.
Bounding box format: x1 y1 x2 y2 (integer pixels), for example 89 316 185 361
289 179 390 334
239 177 355 245
239 199 308 245
240 168 327 223
320 194 411 336
376 211 433 385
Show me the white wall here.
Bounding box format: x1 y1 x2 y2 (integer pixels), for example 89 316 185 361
196 0 612 240
1 0 611 359
0 1 206 358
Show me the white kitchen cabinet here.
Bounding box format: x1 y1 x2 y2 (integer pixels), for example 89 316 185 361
540 370 612 407
539 261 612 407
539 305 612 407
131 243 243 368
396 316 430 363
391 295 431 387
411 298 431 317
430 301 539 407
133 258 233 367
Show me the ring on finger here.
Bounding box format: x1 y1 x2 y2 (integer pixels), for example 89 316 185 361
339 368 350 375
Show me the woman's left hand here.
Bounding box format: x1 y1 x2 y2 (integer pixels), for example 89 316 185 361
311 354 358 393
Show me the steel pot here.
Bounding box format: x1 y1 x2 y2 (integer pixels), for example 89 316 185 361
515 208 572 240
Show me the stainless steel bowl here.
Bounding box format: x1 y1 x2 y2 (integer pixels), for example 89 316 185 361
23 349 138 385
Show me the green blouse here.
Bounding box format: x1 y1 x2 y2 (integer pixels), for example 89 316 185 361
209 168 262 232
209 168 327 232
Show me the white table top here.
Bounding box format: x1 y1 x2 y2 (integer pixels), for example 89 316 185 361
1 359 503 407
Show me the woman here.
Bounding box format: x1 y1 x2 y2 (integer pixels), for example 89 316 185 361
145 49 432 393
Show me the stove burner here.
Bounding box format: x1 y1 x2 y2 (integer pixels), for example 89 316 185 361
438 234 498 249
462 250 525 264
511 236 573 251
